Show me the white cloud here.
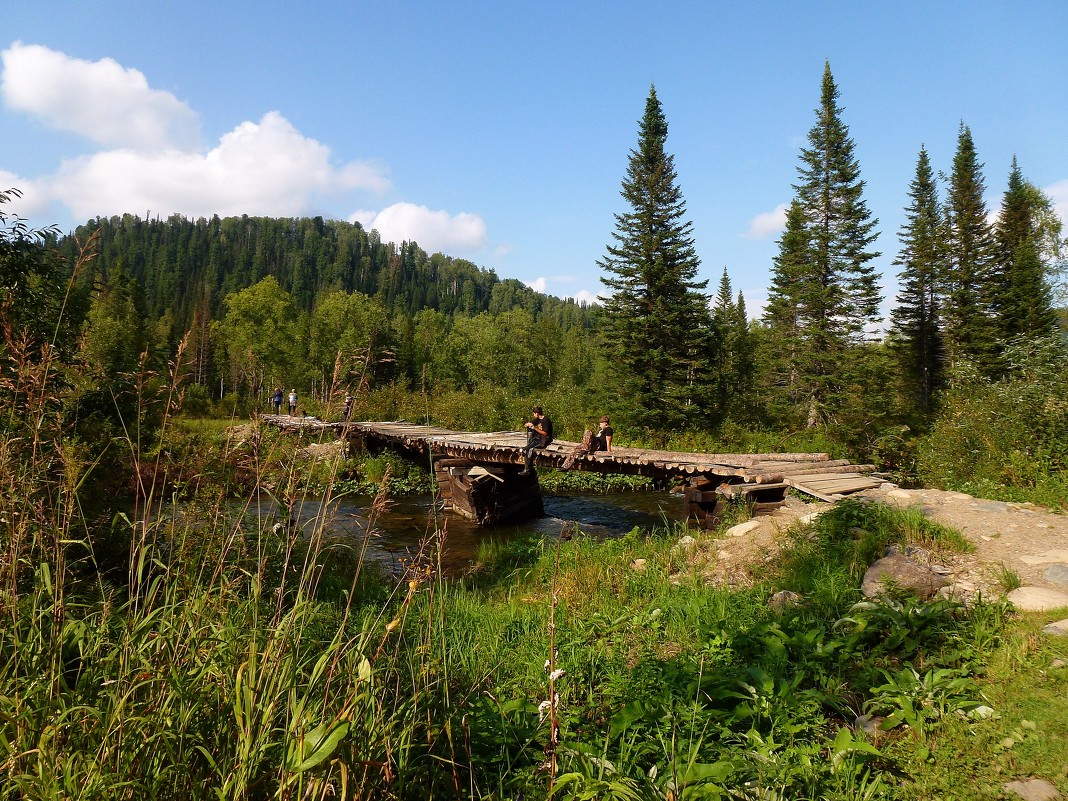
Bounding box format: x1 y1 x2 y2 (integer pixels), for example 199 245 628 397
745 203 788 239
567 289 602 305
524 276 547 293
0 43 391 225
1 42 199 151
0 172 51 219
351 202 488 254
1047 179 1068 227
47 111 389 221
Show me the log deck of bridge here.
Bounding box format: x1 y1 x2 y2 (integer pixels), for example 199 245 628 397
262 416 878 527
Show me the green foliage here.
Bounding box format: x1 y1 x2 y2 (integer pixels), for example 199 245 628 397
598 84 717 432
916 335 1068 507
890 146 945 417
762 62 882 428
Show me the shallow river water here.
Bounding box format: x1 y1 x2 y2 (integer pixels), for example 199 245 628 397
273 489 686 576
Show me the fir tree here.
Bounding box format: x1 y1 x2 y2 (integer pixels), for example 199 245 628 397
890 146 945 415
763 62 881 426
711 268 753 421
942 123 998 372
993 157 1058 341
598 85 714 431
763 200 811 414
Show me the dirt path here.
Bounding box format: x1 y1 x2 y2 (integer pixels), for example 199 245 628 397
700 484 1068 605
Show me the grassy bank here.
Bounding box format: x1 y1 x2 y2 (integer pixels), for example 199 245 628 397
4 474 1067 799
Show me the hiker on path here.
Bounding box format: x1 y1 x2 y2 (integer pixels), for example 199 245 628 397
288 389 298 416
343 392 353 420
272 387 283 415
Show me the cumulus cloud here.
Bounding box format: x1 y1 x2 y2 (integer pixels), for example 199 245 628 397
745 203 788 239
49 112 390 221
524 276 547 293
351 202 488 254
567 289 602 305
1 43 391 225
1047 179 1068 227
1 41 199 151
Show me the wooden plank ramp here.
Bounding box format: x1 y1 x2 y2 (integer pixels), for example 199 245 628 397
785 472 883 502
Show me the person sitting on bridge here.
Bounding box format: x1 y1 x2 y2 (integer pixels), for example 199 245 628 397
590 415 613 453
561 414 614 470
520 406 553 476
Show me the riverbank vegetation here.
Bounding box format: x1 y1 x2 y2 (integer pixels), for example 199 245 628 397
3 56 1068 798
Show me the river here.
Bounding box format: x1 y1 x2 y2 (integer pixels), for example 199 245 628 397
274 489 686 576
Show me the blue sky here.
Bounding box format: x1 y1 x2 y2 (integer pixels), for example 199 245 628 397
4 1 1067 316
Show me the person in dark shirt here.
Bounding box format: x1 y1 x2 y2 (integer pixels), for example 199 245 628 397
590 415 614 453
520 406 553 476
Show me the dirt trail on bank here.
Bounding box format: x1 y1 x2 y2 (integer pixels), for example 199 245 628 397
705 484 1068 602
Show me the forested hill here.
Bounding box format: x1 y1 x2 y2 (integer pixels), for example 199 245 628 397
54 213 594 332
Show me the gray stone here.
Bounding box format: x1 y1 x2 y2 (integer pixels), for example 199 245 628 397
726 520 761 538
769 590 802 614
1002 778 1060 801
1007 586 1068 612
674 535 697 550
1041 618 1068 636
861 554 947 600
969 500 1011 513
1043 564 1068 587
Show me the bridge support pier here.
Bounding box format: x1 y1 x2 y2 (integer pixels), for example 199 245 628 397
433 456 543 526
684 477 790 528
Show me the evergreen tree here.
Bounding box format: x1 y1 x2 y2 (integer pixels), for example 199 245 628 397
942 124 998 372
710 268 753 422
993 157 1058 341
598 85 714 431
890 146 945 415
763 62 882 427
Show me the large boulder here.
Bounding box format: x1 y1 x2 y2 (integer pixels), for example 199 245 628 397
861 554 947 600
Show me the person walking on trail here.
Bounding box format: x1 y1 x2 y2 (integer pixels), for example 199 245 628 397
520 406 553 476
343 392 353 421
272 387 283 415
287 388 298 416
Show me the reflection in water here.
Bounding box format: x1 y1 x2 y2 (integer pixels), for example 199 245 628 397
272 490 685 577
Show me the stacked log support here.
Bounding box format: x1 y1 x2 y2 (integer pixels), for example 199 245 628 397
684 477 727 529
432 456 542 526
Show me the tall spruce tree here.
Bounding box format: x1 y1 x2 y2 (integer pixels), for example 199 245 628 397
993 157 1058 341
890 146 945 415
598 85 714 432
763 63 881 426
942 123 998 372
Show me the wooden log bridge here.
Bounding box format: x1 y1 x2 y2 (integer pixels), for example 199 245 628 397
262 416 880 528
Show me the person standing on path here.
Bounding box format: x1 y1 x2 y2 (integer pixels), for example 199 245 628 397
272 387 283 415
521 406 553 476
288 388 298 416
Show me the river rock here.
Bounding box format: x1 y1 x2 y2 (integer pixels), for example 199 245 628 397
673 535 697 553
1002 778 1060 801
768 590 802 614
1021 549 1068 565
1044 564 1068 587
1007 587 1068 612
861 554 946 600
726 520 761 538
629 558 648 572
1041 618 1068 636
